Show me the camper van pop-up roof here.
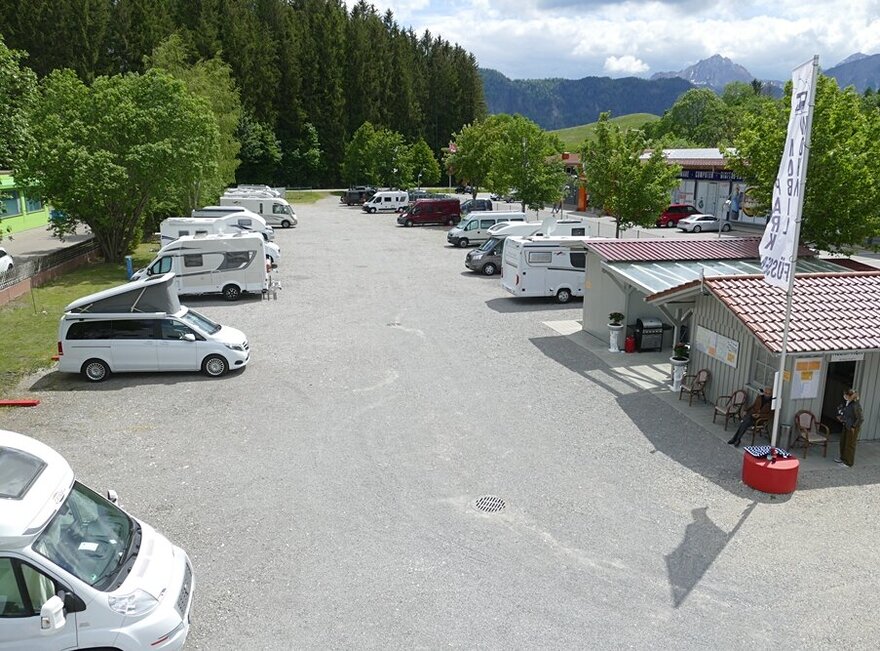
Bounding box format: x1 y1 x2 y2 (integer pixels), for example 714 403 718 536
64 272 181 314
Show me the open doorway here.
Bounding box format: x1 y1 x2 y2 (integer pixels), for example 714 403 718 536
821 360 857 432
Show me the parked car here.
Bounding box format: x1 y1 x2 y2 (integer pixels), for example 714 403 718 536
0 247 13 273
656 203 701 227
677 213 732 233
397 198 460 227
460 198 493 214
341 186 377 205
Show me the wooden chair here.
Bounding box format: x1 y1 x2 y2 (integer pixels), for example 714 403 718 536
713 389 748 430
679 369 710 405
792 410 830 458
747 415 772 446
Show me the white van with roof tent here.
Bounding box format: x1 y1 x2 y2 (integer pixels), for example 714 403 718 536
0 428 193 650
57 272 250 381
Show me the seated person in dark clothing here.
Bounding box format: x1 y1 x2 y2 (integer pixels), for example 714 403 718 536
728 386 774 447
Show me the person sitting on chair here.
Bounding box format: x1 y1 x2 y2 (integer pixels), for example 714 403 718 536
728 386 773 447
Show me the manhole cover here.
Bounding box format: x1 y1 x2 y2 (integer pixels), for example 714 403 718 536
475 495 505 513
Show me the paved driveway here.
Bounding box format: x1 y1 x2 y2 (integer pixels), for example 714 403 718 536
5 196 880 649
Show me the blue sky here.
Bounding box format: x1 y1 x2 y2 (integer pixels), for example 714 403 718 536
350 0 880 81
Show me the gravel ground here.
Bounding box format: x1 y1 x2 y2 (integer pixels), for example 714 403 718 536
4 195 880 650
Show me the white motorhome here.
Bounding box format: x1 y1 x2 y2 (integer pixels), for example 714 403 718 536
219 195 297 228
446 211 528 247
189 207 275 241
501 236 600 303
362 190 408 213
159 217 281 265
57 272 249 382
132 234 268 301
0 429 194 650
227 184 284 197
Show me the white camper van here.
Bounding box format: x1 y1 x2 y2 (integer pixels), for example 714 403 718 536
159 217 281 265
132 234 268 301
219 195 297 228
57 272 250 382
446 211 528 247
189 207 275 241
0 429 194 650
501 236 598 303
362 190 408 213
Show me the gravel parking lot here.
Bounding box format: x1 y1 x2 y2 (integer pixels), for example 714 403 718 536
5 195 880 649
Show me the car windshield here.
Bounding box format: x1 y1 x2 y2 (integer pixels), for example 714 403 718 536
478 239 497 252
179 308 222 335
32 481 138 591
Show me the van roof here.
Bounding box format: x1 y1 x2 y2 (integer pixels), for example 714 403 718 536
0 430 74 548
64 272 181 314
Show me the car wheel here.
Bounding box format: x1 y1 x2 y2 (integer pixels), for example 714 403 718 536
482 263 497 276
556 288 572 304
722 223 732 232
693 225 702 233
403 219 412 227
202 354 228 377
458 238 469 248
281 219 291 228
82 359 110 382
447 217 454 226
369 207 376 214
222 284 241 301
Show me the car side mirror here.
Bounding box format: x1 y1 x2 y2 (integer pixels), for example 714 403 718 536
106 489 119 504
40 595 65 634
183 333 196 342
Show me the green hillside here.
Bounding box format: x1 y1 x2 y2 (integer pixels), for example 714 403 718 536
552 113 660 149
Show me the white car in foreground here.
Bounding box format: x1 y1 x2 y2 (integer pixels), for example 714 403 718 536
677 213 732 233
0 247 13 273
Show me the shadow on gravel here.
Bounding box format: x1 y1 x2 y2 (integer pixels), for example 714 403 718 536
486 297 582 313
29 369 245 392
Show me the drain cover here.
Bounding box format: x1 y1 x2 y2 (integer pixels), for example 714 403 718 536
475 495 505 513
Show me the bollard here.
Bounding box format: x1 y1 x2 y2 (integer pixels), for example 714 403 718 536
125 255 133 280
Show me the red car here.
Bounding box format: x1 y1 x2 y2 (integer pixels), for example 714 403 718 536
656 204 701 227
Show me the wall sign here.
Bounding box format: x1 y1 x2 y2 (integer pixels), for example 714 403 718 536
694 325 739 368
791 357 822 400
830 352 864 362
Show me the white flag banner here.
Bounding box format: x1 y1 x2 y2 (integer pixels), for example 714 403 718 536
760 58 817 289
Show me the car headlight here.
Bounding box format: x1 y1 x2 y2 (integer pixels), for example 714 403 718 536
108 589 159 616
225 343 245 352
471 253 483 260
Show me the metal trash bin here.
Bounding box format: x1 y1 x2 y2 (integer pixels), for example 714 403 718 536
634 317 664 352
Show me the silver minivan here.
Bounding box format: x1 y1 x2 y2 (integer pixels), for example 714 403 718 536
446 212 527 247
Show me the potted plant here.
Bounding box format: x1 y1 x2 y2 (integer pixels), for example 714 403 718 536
672 342 689 361
608 312 625 353
669 342 690 392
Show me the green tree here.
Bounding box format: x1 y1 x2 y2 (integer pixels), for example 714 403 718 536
581 113 681 238
727 74 880 252
341 121 377 186
407 138 440 187
488 114 567 212
282 122 322 187
649 88 731 147
0 35 37 170
368 127 411 187
236 113 282 184
145 34 242 211
446 114 512 197
14 68 219 262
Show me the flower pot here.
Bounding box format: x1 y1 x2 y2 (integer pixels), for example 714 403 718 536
670 356 688 392
608 323 624 353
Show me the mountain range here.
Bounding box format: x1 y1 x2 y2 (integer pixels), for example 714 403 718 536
482 53 880 131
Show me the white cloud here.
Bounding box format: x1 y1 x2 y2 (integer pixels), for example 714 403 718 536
357 0 880 80
603 55 649 75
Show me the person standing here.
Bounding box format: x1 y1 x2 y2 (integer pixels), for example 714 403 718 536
835 389 864 466
728 386 773 447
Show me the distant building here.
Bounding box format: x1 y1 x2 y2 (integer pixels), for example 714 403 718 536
0 171 51 235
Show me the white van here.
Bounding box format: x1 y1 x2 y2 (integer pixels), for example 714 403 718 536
0 429 194 650
501 236 599 303
189 207 275 241
57 272 250 381
219 195 297 228
132 234 268 301
159 217 281 265
362 190 408 213
446 211 528 247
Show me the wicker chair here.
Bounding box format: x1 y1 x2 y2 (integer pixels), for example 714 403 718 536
792 410 830 458
679 369 710 406
713 389 748 430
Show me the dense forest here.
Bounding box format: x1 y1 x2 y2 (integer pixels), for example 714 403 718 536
0 0 486 186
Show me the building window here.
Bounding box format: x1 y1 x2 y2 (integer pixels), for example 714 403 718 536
24 196 43 212
751 346 776 389
1 190 21 217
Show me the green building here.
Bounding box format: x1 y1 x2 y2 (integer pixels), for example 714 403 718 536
0 171 51 234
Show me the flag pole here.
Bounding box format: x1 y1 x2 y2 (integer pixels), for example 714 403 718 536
769 55 819 450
